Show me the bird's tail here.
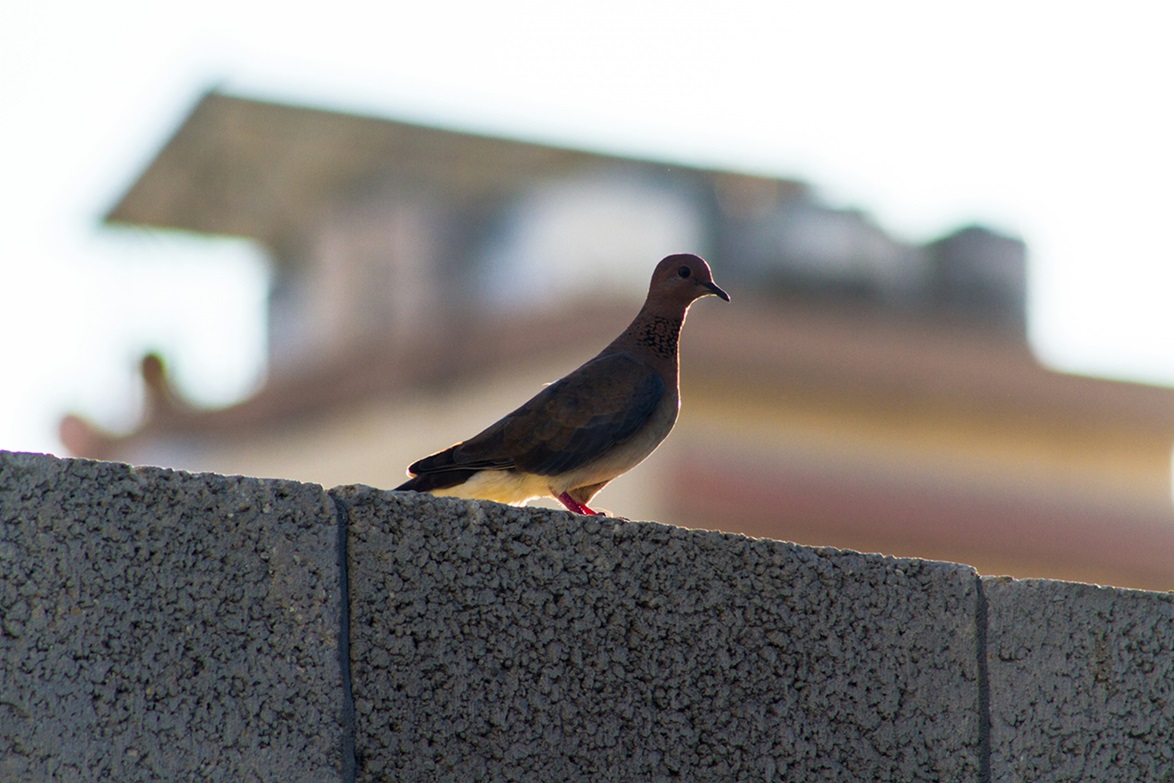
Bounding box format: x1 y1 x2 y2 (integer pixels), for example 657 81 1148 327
394 469 480 494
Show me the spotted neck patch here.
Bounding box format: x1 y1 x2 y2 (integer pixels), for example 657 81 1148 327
633 315 683 359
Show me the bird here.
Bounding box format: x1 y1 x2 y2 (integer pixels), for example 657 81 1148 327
394 253 729 515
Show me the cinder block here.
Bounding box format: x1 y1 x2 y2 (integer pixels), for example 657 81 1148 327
985 577 1174 782
339 486 983 782
0 451 345 782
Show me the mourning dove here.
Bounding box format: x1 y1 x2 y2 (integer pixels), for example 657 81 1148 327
395 253 729 515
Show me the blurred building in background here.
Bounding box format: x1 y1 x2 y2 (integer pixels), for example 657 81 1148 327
65 90 1174 591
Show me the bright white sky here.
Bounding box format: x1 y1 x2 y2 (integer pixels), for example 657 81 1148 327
2 0 1172 455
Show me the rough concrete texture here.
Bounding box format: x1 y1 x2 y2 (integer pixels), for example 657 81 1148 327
0 451 344 782
339 486 983 782
985 577 1174 783
9 449 1174 782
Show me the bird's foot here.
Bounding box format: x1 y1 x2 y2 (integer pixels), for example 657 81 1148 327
555 492 605 516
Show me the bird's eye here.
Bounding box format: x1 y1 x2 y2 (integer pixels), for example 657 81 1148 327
677 266 691 279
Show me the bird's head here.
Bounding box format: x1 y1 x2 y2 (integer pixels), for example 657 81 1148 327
647 253 730 309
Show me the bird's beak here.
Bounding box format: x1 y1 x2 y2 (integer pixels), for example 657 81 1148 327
705 281 731 302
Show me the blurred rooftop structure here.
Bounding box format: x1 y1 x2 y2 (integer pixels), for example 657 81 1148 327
71 89 1174 591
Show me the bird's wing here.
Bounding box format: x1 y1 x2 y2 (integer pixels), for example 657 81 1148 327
410 353 664 478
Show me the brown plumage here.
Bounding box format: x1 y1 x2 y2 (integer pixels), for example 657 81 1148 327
395 253 729 515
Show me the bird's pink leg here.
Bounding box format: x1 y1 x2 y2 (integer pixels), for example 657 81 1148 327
555 492 600 515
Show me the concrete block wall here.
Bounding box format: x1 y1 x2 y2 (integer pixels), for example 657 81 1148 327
0 452 344 782
1 450 1171 781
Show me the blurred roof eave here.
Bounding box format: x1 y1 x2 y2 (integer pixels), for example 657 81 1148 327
103 89 804 254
